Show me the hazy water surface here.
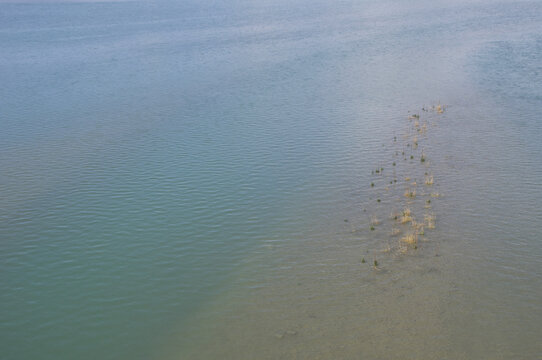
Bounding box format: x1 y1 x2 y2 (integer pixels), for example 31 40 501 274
1 0 542 359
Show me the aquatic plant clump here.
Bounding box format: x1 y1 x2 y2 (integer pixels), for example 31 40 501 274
404 189 416 198
400 208 413 224
400 233 417 245
365 105 443 258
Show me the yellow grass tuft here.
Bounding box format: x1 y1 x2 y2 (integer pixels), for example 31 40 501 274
401 233 417 245
425 213 436 229
404 188 416 198
370 215 380 226
400 208 413 224
425 175 434 185
420 123 428 134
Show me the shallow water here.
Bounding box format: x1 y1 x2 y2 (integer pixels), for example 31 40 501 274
1 0 542 359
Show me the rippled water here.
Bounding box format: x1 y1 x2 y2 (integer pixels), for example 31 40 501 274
1 0 541 359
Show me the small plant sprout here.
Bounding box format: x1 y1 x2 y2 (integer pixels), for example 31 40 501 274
370 226 375 231
371 182 375 187
393 162 396 166
425 175 434 185
414 221 425 236
377 199 381 203
374 259 378 268
420 152 426 163
361 257 366 263
410 155 414 160
400 208 413 224
424 199 432 209
375 169 380 174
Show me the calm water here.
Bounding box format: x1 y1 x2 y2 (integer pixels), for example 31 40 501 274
1 0 542 359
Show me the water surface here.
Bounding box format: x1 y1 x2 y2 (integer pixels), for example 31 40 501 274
1 0 541 359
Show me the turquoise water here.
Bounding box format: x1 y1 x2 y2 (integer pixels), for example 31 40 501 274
1 0 542 359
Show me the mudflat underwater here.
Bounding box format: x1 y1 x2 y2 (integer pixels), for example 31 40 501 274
1 0 541 359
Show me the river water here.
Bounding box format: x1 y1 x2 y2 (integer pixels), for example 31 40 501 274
1 0 541 359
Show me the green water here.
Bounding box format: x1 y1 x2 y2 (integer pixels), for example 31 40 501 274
1 0 542 359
